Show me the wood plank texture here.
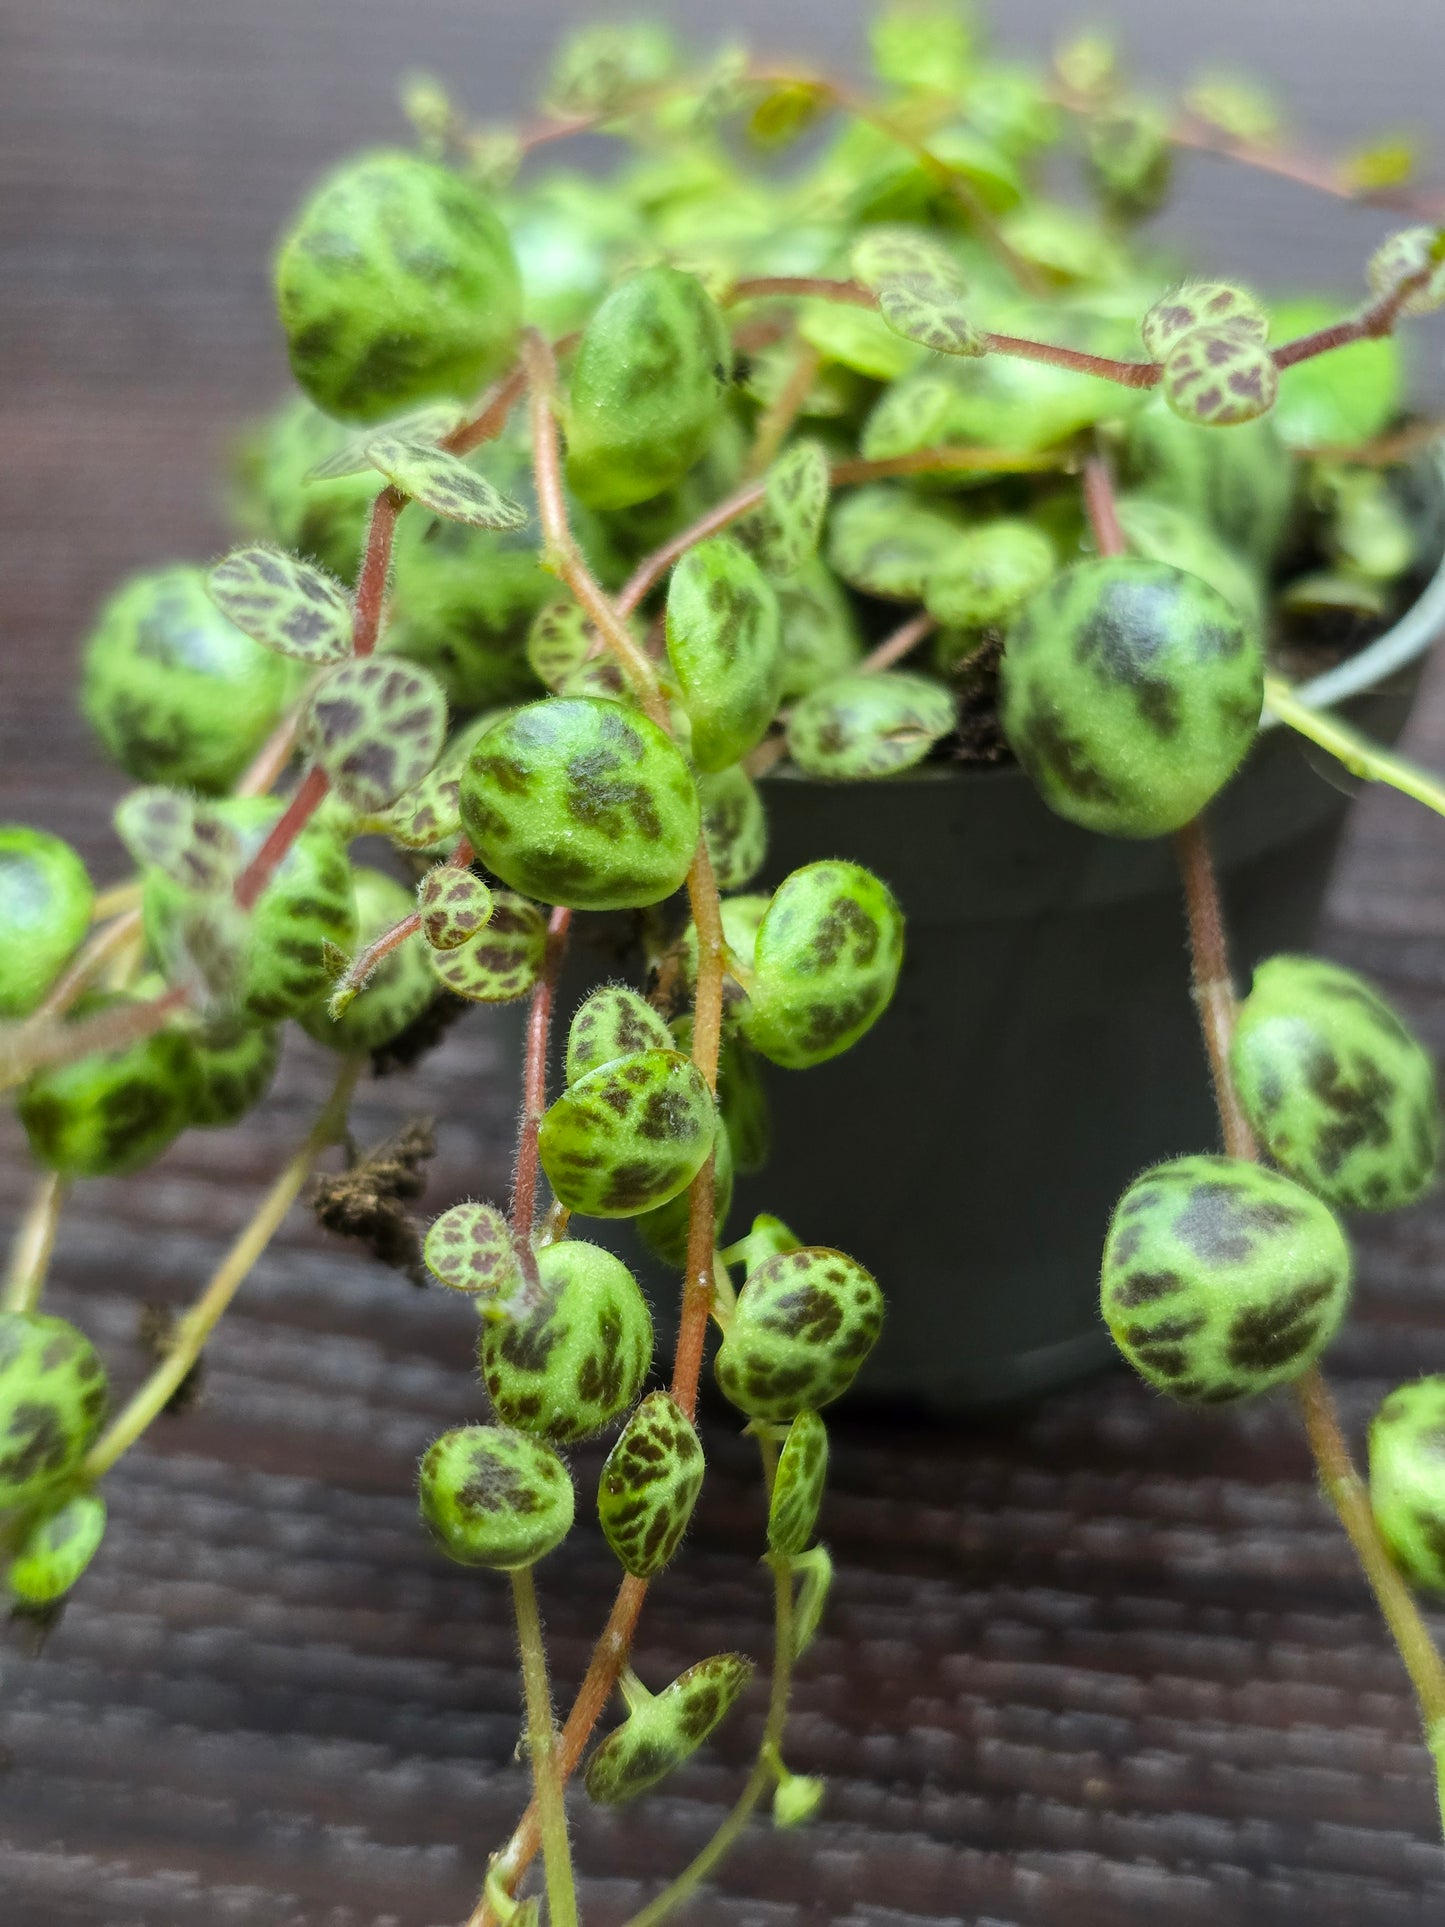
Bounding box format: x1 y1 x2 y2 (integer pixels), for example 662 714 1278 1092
5 3 1445 1922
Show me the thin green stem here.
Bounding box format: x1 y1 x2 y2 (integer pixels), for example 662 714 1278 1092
82 1056 362 1479
1264 674 1445 821
620 1435 798 1927
2 1171 69 1315
510 1564 580 1927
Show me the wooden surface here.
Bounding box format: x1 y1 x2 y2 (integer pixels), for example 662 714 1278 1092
6 3 1445 1922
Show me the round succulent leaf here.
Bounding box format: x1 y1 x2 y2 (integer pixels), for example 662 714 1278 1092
418 1423 574 1569
851 228 977 359
1321 468 1415 582
539 1047 717 1218
791 1543 834 1657
827 486 965 601
999 557 1264 839
0 826 94 1020
460 698 701 911
665 535 782 772
189 1016 282 1128
381 712 501 854
699 765 768 892
1366 227 1445 317
1369 1377 1445 1591
418 864 494 950
742 860 905 1070
636 1115 735 1268
1100 1154 1353 1403
597 1390 706 1577
738 439 831 580
428 889 547 1002
1231 955 1440 1211
584 1653 754 1805
527 600 592 691
274 149 522 424
364 436 528 531
798 297 920 381
423 1201 520 1302
566 984 674 1087
566 265 732 511
922 520 1056 631
768 1409 829 1556
7 1492 107 1606
113 788 242 895
81 563 295 794
480 1239 653 1443
19 1003 199 1178
786 671 954 780
206 546 353 665
300 867 435 1054
1140 282 1269 360
716 1245 884 1421
0 1312 109 1511
1162 328 1278 426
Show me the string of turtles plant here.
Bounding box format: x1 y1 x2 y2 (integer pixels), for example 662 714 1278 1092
6 5 1445 1915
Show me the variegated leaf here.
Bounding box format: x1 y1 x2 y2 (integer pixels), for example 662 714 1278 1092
207 545 353 665
364 436 528 530
423 1200 520 1302
114 788 242 893
305 402 467 481
305 659 449 813
418 864 494 950
428 891 547 1002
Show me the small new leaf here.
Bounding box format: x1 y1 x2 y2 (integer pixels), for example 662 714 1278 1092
306 658 449 812
417 865 493 950
364 436 528 529
207 546 353 665
526 599 592 690
1366 226 1445 317
423 1201 520 1302
739 439 831 579
306 403 467 481
1161 327 1278 426
1140 281 1269 361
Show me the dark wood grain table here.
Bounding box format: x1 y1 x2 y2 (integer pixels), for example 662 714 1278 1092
6 3 1445 1922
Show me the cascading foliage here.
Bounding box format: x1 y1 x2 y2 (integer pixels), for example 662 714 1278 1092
4 2 1445 1917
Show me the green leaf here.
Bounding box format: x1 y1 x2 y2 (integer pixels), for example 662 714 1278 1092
739 439 831 580
768 1410 829 1557
306 402 467 481
923 519 1056 629
423 1201 520 1301
715 1246 885 1419
539 1047 716 1218
787 671 955 778
585 1654 754 1804
748 79 829 147
1367 226 1445 317
791 1544 834 1657
597 1392 706 1577
1161 328 1278 426
742 860 905 1069
1182 71 1280 144
827 485 965 600
365 435 529 530
851 227 983 357
1345 139 1419 195
665 535 782 771
417 864 493 950
114 788 241 893
1140 282 1269 361
798 298 920 380
699 765 769 892
305 658 449 812
427 890 547 1002
565 985 674 1086
207 545 353 664
526 599 592 691
545 20 676 117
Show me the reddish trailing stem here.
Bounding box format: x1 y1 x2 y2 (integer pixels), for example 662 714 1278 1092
509 905 573 1243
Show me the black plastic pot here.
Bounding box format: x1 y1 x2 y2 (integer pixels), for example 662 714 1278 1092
737 667 1424 1414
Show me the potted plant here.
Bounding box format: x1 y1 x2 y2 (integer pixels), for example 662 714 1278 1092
5 5 1445 1919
